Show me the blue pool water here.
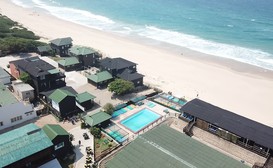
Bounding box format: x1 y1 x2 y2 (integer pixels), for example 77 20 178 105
108 131 124 143
121 108 160 133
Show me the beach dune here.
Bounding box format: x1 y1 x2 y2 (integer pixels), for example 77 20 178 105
1 0 273 126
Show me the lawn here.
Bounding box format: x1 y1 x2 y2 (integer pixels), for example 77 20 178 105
94 133 118 160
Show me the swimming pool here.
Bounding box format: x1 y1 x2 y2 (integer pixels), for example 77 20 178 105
120 108 161 133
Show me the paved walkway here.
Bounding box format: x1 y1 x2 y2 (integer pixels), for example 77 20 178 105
69 126 94 168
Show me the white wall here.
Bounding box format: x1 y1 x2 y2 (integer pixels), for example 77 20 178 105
0 102 37 131
21 90 35 101
52 100 60 112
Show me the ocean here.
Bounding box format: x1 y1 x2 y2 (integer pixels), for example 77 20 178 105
11 0 273 70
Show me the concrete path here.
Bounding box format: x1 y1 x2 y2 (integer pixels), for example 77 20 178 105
69 126 94 168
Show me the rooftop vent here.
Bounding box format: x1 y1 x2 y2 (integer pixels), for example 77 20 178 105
27 128 41 135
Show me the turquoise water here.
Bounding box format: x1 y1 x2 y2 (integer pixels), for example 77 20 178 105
108 131 124 143
12 0 273 70
121 108 160 133
112 108 127 118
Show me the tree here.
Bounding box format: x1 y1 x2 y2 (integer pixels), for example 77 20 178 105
103 103 115 115
108 79 135 95
90 127 101 139
19 72 30 83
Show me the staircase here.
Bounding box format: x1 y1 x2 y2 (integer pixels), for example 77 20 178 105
183 120 196 137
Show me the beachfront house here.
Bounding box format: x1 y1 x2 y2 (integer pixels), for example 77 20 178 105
99 57 144 86
48 89 77 119
9 57 66 96
0 124 54 168
57 57 81 71
50 37 73 57
42 124 72 158
69 46 101 68
0 83 37 131
180 98 273 157
0 67 11 85
37 45 53 56
41 86 95 118
87 71 113 88
116 68 144 87
12 80 35 101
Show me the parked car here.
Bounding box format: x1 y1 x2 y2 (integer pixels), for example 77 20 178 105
83 133 89 140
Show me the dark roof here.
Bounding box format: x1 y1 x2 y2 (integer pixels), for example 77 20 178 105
181 99 273 150
50 37 72 46
117 69 144 81
100 57 136 70
10 57 55 77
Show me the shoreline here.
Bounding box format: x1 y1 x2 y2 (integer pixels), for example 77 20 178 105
1 0 273 127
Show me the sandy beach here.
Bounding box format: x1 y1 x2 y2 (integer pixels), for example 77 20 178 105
1 0 273 126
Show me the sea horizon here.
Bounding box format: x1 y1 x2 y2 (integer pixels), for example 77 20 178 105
11 0 273 71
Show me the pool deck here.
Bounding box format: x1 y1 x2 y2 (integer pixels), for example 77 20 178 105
111 100 180 137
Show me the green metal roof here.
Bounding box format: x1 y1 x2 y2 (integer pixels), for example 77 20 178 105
50 37 72 46
37 45 52 52
0 82 18 106
42 124 69 141
76 91 96 103
48 68 60 74
58 57 80 66
83 111 111 127
49 89 75 103
0 123 53 167
106 125 250 168
69 46 96 56
87 71 113 83
0 67 10 78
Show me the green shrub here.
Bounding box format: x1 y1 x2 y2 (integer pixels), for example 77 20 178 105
102 103 115 115
108 79 135 95
90 127 101 139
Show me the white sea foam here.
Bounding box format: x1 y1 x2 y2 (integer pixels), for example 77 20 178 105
139 26 273 70
10 0 273 70
30 0 115 30
11 0 31 8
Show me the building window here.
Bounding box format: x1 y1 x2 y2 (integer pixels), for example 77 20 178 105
26 112 32 116
0 122 3 126
11 116 23 123
54 142 64 150
40 75 45 80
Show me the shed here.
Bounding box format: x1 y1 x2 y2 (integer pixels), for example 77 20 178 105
76 92 96 111
83 111 111 127
87 71 113 88
57 57 81 71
